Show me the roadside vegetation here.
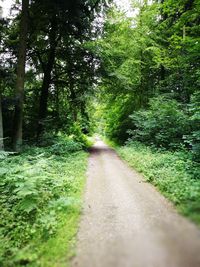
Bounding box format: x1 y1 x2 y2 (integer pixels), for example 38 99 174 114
0 1 105 265
0 135 88 267
117 142 200 226
95 0 200 227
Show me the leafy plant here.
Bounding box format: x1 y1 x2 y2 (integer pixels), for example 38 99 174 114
117 141 200 225
184 92 200 161
0 135 87 266
128 96 189 149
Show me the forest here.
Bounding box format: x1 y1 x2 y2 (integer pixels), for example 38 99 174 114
0 0 200 266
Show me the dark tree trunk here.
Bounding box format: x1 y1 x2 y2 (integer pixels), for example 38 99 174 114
160 64 165 80
12 0 29 152
68 71 78 122
37 18 57 138
0 96 4 151
37 59 55 137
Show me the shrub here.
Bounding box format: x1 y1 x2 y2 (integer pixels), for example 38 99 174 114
69 123 92 148
184 92 200 162
117 141 200 225
48 135 83 155
0 136 87 266
128 96 189 149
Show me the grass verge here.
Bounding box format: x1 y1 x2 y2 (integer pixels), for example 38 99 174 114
116 141 200 226
0 136 88 267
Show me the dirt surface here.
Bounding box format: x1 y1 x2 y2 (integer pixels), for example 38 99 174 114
71 140 200 267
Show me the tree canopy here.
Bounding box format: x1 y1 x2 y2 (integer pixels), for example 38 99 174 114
93 0 200 161
0 0 199 158
0 0 109 150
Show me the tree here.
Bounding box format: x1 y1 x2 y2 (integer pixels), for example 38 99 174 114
0 95 3 150
0 0 110 147
26 0 109 137
12 0 29 151
95 0 200 148
0 11 4 150
93 3 159 141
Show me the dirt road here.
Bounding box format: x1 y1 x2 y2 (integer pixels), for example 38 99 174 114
71 140 200 267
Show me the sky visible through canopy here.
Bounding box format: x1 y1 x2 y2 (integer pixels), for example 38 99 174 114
1 0 13 17
1 0 133 18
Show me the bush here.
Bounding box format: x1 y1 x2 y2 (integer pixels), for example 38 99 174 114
0 136 87 266
117 141 200 225
48 135 83 155
128 96 189 149
34 129 91 153
184 92 200 162
69 123 92 148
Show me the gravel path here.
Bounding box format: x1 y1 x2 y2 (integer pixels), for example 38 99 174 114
71 140 200 267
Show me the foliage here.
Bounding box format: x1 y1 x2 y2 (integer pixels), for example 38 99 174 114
95 0 200 154
94 3 161 141
184 91 200 161
0 0 110 149
128 96 190 149
0 136 88 266
117 141 200 225
69 123 93 148
0 0 200 263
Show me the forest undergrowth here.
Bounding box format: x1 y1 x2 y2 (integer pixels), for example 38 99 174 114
0 135 89 267
117 141 200 226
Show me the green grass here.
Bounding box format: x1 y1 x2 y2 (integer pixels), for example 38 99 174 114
0 136 88 267
116 141 200 226
37 210 81 267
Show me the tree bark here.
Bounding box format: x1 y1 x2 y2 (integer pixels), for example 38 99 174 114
37 18 57 138
69 73 78 122
12 0 29 152
0 96 4 151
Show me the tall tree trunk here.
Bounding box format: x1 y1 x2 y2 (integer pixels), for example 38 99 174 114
37 59 55 137
70 80 78 122
160 64 165 80
12 0 29 152
37 18 57 138
0 96 4 151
